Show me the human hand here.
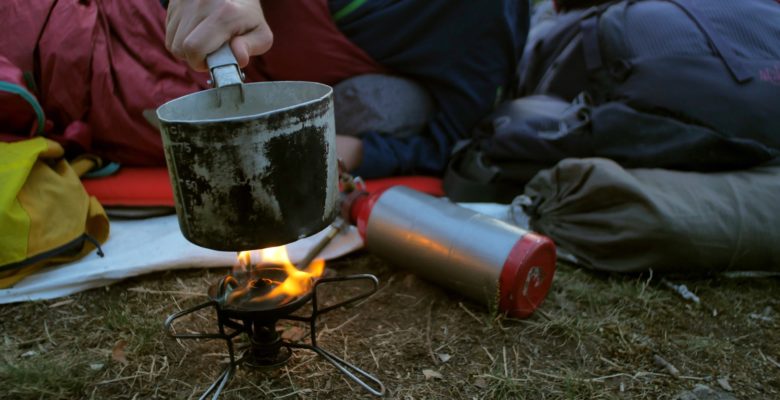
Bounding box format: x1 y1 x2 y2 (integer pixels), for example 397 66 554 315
165 0 273 72
336 135 364 172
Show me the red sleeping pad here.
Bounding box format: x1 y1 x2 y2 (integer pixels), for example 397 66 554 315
82 168 443 208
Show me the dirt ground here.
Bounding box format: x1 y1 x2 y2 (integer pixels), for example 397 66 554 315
1 252 779 399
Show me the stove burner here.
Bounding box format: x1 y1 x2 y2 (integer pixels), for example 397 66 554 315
208 268 314 317
165 273 385 399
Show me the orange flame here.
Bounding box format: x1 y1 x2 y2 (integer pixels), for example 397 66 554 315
235 246 325 305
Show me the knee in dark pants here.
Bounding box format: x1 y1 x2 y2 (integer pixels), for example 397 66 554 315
333 74 435 139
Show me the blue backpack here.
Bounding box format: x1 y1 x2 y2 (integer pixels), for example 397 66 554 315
445 0 780 202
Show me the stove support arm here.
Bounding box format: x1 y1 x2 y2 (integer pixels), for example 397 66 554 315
290 342 386 396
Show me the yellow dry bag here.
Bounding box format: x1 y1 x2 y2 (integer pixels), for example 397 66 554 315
0 137 109 288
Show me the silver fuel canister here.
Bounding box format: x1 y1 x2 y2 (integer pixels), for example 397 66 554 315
349 186 556 318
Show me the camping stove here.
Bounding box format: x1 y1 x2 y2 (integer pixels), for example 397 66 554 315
164 267 385 399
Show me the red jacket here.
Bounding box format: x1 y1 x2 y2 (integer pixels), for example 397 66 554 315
0 0 381 166
0 1 207 164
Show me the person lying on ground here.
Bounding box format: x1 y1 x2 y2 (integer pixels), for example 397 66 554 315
164 0 530 178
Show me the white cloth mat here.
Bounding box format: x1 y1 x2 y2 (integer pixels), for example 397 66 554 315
0 216 364 304
0 203 516 304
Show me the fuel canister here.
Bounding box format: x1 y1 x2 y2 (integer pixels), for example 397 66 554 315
349 186 556 318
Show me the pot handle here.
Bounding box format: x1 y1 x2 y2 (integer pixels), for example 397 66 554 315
206 43 245 89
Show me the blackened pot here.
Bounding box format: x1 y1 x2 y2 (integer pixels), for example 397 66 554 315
156 81 338 251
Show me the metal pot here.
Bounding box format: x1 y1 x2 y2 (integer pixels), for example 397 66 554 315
156 48 338 251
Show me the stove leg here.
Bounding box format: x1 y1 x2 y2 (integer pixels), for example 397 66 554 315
199 362 235 400
291 343 386 397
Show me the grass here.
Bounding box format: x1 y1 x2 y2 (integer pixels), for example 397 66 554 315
0 357 94 400
0 256 778 399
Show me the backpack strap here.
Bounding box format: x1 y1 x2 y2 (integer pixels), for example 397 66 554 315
580 15 602 72
0 81 45 135
578 4 615 73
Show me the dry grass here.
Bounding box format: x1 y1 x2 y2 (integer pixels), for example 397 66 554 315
1 254 779 399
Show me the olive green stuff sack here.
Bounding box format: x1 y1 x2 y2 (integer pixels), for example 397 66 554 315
521 158 780 273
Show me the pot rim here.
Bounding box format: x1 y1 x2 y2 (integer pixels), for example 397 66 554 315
156 80 333 125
